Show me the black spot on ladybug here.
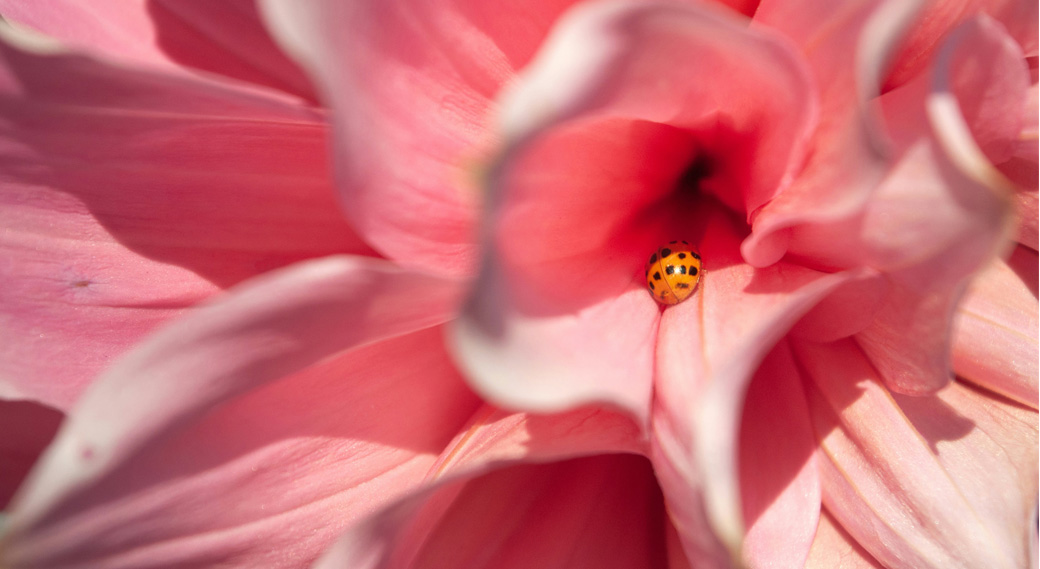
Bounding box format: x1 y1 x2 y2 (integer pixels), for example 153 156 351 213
692 252 701 259
679 265 687 274
649 281 655 290
690 266 698 276
677 253 686 260
681 240 689 245
666 265 675 275
661 248 672 257
653 272 661 280
669 240 677 244
676 282 690 289
650 253 657 264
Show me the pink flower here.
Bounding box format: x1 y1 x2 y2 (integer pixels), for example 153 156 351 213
0 1 1036 569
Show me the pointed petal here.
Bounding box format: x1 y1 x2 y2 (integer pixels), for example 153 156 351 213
0 31 373 409
1 257 474 568
650 213 857 564
0 0 316 100
952 251 1038 408
0 400 62 510
799 338 1038 569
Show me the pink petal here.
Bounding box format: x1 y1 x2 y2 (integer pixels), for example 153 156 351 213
0 32 373 410
799 338 1038 569
0 0 316 100
804 509 884 569
883 0 1038 89
454 0 817 418
0 399 62 510
1 257 475 568
650 214 858 563
315 454 675 569
952 248 1039 408
853 17 1021 395
261 0 560 275
306 403 652 568
742 0 925 267
738 341 820 569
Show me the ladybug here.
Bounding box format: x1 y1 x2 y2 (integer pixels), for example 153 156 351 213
645 241 701 305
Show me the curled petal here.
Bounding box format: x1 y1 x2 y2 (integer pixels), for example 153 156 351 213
651 213 858 563
0 257 474 568
454 0 817 420
743 0 925 267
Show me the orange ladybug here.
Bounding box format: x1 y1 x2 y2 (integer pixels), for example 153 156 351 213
645 241 701 305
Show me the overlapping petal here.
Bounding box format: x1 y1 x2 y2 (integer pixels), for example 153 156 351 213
453 0 817 420
651 215 857 564
0 257 476 568
0 0 316 100
0 27 373 409
259 0 585 276
309 405 657 569
799 338 1038 569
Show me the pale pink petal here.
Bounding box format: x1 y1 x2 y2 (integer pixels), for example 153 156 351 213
738 341 820 569
803 509 884 569
453 0 816 419
650 214 860 563
742 0 925 267
0 32 374 409
799 338 1038 569
852 17 1021 395
0 0 316 100
315 454 673 569
952 249 1039 408
1 257 474 568
0 399 62 510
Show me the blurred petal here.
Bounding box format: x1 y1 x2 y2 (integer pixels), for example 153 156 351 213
0 400 62 510
743 0 925 267
0 257 473 568
854 16 1019 395
952 250 1039 408
803 509 884 569
260 0 580 275
883 0 1037 89
737 340 820 568
651 213 857 564
0 29 372 409
799 338 1038 569
0 0 316 100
